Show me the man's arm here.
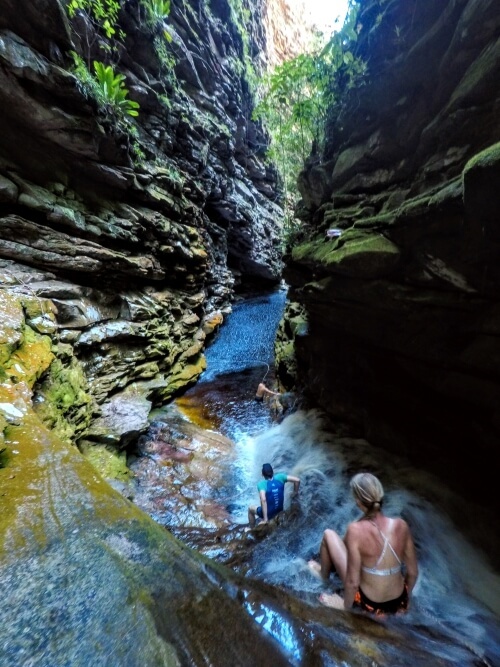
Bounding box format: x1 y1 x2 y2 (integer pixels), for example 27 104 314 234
286 475 300 494
259 490 268 522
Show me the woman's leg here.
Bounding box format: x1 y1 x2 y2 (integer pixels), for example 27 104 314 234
308 529 347 580
308 530 348 608
320 529 348 583
309 529 347 582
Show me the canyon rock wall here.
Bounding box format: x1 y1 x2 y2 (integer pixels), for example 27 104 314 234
281 0 500 508
0 0 285 452
263 0 313 68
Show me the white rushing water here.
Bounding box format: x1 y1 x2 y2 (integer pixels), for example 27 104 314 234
196 290 500 665
236 410 500 657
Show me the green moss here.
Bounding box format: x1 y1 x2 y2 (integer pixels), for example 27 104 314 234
79 441 131 481
0 382 143 548
21 296 57 335
292 230 400 276
353 211 396 228
157 355 207 400
0 412 6 466
5 326 54 387
291 240 320 263
0 291 24 367
463 142 500 176
34 357 94 445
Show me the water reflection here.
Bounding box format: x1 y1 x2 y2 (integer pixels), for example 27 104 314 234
243 592 302 663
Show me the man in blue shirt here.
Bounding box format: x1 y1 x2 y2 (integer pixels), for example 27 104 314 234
248 463 300 527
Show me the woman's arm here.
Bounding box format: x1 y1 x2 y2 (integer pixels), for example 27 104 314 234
403 525 419 597
343 526 361 609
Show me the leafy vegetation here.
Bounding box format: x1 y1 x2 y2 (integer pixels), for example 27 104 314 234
93 61 140 116
226 0 258 89
253 0 366 242
65 0 175 128
70 53 140 119
65 0 178 164
67 0 124 41
146 0 171 22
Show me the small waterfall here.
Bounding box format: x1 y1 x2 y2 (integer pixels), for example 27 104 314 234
232 409 500 665
146 290 500 665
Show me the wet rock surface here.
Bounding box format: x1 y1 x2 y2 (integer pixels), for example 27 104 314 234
0 0 285 456
2 377 484 667
282 0 500 510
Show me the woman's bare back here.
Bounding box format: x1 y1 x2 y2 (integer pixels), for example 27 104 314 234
348 516 408 603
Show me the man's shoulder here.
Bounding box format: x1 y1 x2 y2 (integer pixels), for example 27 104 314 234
257 479 268 492
274 473 288 484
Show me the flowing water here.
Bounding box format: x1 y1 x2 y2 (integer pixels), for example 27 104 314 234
135 289 500 666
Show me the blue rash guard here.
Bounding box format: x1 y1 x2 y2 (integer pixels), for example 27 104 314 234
256 473 287 519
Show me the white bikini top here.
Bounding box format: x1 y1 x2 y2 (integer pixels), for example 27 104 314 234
362 519 402 576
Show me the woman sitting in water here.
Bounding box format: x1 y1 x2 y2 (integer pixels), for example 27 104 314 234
308 472 418 615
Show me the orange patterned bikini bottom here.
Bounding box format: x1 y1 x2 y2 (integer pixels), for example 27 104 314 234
353 584 408 615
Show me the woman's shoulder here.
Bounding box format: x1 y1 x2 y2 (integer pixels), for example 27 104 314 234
346 519 370 537
388 516 412 540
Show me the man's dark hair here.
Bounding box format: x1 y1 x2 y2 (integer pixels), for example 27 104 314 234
262 463 273 479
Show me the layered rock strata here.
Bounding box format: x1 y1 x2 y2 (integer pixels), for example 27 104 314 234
0 0 284 451
281 0 500 509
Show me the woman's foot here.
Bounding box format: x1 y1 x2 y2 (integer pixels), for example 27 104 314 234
307 559 324 580
319 592 344 609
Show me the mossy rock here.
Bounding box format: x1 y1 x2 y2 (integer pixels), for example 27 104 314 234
292 230 400 278
162 355 207 397
79 441 131 482
463 142 500 223
4 326 54 387
463 141 500 175
21 295 57 335
0 291 24 367
34 357 94 445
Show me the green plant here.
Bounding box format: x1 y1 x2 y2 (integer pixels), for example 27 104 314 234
66 0 124 40
227 0 257 89
70 54 140 118
70 51 97 97
153 34 175 74
93 61 140 116
253 0 365 235
145 0 170 21
131 141 146 163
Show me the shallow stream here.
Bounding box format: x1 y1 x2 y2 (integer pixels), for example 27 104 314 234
131 289 500 666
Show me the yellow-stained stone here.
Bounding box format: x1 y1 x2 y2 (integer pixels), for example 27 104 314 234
5 326 54 387
0 290 24 366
